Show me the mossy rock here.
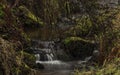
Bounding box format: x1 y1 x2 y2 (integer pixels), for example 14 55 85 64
63 37 96 60
18 6 44 27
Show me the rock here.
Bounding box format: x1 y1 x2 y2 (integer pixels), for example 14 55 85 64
36 63 44 69
63 37 96 60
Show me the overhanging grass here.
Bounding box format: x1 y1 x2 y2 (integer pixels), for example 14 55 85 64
74 58 120 75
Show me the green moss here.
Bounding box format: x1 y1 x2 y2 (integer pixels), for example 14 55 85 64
65 15 93 37
0 4 4 18
19 6 44 26
64 37 95 45
63 37 95 60
0 3 36 75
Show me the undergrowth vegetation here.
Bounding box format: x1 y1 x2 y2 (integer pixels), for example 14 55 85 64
0 0 120 75
74 58 120 75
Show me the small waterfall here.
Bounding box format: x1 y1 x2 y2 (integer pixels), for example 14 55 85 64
46 54 53 61
31 39 97 75
35 54 40 61
31 40 57 62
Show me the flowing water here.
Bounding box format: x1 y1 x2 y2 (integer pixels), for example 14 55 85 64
30 39 93 75
24 1 118 74
24 18 98 75
25 6 95 74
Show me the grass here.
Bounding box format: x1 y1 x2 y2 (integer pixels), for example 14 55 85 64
74 58 120 75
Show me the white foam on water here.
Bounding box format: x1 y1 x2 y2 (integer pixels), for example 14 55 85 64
36 60 63 64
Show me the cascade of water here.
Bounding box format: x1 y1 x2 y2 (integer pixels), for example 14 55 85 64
35 54 40 61
46 54 53 61
31 40 57 62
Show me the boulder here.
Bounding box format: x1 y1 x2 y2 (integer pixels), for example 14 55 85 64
63 37 96 60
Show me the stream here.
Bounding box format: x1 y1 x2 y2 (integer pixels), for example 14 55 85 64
30 39 93 75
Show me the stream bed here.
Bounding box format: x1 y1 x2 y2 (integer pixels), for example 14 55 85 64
35 60 89 75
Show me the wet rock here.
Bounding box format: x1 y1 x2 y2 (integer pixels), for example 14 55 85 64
35 63 44 69
63 37 96 60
